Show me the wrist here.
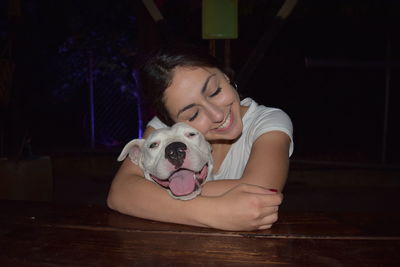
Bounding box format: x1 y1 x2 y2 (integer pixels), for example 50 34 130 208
202 179 240 197
183 195 218 228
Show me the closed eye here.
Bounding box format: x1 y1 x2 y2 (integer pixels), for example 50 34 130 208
209 87 221 97
189 111 198 122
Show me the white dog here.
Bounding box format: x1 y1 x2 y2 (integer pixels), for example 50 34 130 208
117 122 213 200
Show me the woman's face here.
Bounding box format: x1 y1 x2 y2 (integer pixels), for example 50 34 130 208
163 66 244 142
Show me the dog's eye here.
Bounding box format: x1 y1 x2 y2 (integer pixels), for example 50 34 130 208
186 132 198 138
149 142 158 149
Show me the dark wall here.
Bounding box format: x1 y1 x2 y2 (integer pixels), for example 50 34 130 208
231 0 400 164
2 0 399 164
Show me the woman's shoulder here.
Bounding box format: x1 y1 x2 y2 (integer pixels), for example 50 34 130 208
242 98 292 127
241 97 294 155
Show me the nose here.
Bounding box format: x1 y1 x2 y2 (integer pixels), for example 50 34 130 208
165 142 187 169
204 102 224 123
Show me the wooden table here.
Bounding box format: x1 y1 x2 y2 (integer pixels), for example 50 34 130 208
1 200 399 266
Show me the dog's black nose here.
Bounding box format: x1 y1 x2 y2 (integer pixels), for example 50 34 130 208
165 142 187 168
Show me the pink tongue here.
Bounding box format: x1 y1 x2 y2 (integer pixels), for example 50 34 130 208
169 170 196 196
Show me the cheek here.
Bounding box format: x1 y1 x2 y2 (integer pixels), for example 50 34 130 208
230 87 240 101
220 87 238 103
185 120 208 136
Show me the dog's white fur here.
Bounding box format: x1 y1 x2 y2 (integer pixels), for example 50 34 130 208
117 122 213 200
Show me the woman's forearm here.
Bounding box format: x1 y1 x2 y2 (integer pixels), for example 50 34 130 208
107 172 283 231
201 172 286 197
107 173 214 228
201 179 242 197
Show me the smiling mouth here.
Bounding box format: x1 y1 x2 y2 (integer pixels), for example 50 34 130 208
150 164 209 197
215 109 232 131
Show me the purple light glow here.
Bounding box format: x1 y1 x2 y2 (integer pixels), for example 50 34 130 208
131 70 143 139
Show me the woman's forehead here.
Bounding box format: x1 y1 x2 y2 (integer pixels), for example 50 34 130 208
163 67 221 114
167 67 220 94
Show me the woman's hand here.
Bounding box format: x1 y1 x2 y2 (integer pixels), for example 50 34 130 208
205 183 283 231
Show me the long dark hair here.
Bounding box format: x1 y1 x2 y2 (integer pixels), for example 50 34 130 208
140 43 225 126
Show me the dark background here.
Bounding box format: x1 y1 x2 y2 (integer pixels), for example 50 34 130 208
2 0 400 166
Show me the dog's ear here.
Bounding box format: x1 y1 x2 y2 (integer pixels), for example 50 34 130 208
117 139 145 165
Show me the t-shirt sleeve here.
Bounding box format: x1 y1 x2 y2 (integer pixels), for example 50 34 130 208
249 108 294 157
146 116 168 130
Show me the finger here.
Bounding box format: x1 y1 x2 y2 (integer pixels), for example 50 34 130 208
256 193 283 207
254 206 279 220
257 209 279 225
258 224 272 230
261 205 279 215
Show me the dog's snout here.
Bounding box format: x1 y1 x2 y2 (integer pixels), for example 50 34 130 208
165 142 187 168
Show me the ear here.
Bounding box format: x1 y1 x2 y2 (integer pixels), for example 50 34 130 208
117 139 145 165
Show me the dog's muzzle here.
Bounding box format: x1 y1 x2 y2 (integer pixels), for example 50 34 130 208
150 164 209 197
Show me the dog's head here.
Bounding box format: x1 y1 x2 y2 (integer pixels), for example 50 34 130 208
117 122 213 200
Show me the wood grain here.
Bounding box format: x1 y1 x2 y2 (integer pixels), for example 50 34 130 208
1 200 399 266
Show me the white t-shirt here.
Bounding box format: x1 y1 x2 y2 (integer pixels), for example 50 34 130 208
147 97 294 181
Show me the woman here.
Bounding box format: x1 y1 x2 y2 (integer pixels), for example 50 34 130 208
107 44 293 231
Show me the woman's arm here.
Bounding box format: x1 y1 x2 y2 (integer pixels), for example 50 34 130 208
107 127 283 231
107 162 281 230
201 131 291 196
107 158 208 227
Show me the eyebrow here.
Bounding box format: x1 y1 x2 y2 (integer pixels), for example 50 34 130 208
176 73 216 118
